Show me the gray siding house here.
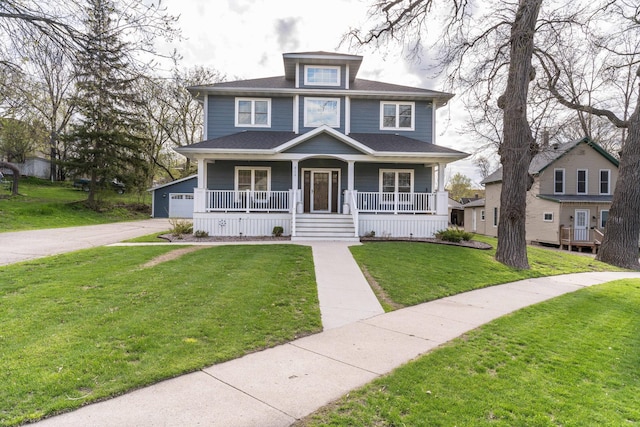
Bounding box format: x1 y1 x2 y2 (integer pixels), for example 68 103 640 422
176 51 468 240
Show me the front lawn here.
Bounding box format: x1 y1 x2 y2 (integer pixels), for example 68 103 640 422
297 279 640 426
351 236 625 307
0 244 320 426
0 177 151 232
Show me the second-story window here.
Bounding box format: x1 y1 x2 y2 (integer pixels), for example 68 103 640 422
235 98 271 127
304 66 340 86
554 168 565 194
304 97 340 127
577 169 587 194
380 102 415 130
600 169 611 194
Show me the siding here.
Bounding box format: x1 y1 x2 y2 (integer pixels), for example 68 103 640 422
151 176 198 218
206 160 292 191
285 134 363 155
207 95 293 139
349 98 433 142
538 143 619 195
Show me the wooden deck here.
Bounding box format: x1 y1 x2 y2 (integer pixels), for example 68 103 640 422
560 226 603 253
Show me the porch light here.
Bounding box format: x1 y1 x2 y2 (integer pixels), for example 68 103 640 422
569 215 573 220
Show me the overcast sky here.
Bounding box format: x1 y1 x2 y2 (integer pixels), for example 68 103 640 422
158 0 485 186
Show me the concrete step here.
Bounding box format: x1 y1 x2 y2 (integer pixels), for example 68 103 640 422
294 214 357 241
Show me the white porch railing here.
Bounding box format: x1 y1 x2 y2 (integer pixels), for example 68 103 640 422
356 191 436 214
202 190 291 212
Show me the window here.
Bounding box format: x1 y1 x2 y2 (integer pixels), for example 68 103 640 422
600 169 611 194
543 212 554 222
577 169 587 194
493 207 499 227
235 167 270 192
554 168 565 194
480 210 485 221
380 102 415 130
304 97 340 127
380 169 414 193
600 210 609 228
304 66 340 86
235 98 271 127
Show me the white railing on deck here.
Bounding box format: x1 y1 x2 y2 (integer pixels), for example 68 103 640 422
356 192 436 214
205 190 290 212
290 189 297 237
349 190 359 237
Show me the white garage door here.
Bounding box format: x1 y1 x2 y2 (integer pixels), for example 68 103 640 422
168 193 194 218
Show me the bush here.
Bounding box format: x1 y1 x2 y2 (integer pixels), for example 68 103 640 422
194 230 209 238
169 219 193 237
435 228 473 243
272 226 284 237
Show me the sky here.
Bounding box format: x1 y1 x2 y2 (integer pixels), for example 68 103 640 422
157 0 486 187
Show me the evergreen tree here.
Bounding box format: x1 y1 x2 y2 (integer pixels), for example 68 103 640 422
64 0 150 208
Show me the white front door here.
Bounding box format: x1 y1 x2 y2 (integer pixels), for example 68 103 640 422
574 209 589 241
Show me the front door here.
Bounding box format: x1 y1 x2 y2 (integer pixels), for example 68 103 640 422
574 209 589 241
311 171 330 212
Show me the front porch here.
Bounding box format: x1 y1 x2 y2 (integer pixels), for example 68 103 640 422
560 226 604 253
192 188 450 239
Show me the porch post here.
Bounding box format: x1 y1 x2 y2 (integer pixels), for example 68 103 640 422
194 158 208 213
291 159 299 213
437 163 446 192
436 163 448 215
347 161 355 191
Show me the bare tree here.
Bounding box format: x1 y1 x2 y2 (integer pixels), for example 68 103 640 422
345 0 542 268
536 2 640 269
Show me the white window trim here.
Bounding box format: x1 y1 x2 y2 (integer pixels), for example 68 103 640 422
600 209 609 228
304 65 340 86
379 169 415 193
234 166 271 192
480 210 485 221
379 101 415 131
235 98 271 128
303 97 340 128
554 168 565 195
599 169 611 195
543 212 554 222
576 169 588 195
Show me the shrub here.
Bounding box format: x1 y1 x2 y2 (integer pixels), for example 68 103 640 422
169 219 193 237
272 226 284 237
435 227 473 243
194 230 209 238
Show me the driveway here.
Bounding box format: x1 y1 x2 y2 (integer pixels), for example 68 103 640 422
0 219 171 266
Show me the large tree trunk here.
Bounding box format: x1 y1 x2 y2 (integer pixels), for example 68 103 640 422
0 161 20 195
596 105 640 269
495 0 542 269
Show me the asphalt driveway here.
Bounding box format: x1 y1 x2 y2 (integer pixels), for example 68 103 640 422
0 219 171 266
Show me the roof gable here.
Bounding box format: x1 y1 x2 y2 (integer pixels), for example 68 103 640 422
275 126 373 155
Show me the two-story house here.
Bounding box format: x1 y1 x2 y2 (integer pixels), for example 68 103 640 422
172 51 468 240
465 137 619 251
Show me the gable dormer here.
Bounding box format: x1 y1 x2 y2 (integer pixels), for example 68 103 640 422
282 51 363 90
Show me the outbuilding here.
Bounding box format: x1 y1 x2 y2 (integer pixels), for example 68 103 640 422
149 175 197 218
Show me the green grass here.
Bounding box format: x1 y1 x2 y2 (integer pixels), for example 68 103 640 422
351 236 626 307
0 244 320 426
0 177 151 232
298 279 640 426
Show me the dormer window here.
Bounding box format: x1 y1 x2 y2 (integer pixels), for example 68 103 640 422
380 102 415 130
304 65 340 86
235 98 271 127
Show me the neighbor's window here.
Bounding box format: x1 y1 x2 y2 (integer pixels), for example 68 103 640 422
380 169 414 193
600 210 609 228
235 167 270 192
493 207 499 227
304 97 340 127
380 102 415 130
235 98 271 127
577 169 587 194
599 169 611 194
554 168 565 194
480 210 485 221
543 212 554 222
304 66 340 86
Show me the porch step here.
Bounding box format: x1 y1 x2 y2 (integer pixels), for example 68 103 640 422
293 214 359 242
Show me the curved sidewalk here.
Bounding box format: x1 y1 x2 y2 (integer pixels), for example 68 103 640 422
32 269 640 427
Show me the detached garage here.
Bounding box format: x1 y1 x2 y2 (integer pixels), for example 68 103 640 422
149 175 197 218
